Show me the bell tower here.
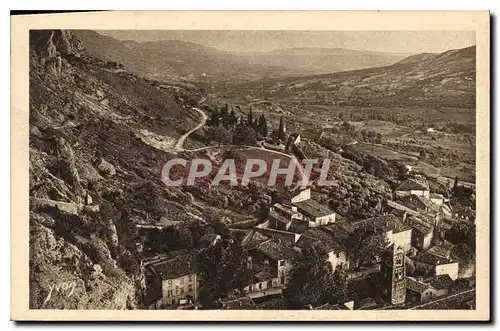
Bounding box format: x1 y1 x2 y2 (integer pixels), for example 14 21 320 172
381 244 406 305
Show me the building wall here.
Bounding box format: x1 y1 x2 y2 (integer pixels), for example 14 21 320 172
316 213 336 226
431 197 444 206
422 233 433 250
389 230 412 253
436 262 459 280
327 250 349 271
277 259 293 286
420 288 438 303
396 190 430 198
434 287 450 298
161 273 197 305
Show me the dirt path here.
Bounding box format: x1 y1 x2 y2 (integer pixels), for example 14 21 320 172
174 107 208 151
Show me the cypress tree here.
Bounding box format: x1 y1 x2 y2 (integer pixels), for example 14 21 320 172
247 107 253 126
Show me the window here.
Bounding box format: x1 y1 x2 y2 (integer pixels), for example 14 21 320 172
188 275 192 282
188 284 193 292
259 283 262 290
180 277 184 284
175 286 179 295
167 280 172 287
180 287 184 294
395 255 403 266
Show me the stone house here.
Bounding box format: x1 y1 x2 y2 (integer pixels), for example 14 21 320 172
293 225 350 271
395 178 430 198
411 250 459 280
143 251 198 308
293 199 336 227
348 214 412 253
243 238 298 298
406 216 434 250
406 277 437 304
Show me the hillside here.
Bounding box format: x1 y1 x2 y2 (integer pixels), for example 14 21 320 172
73 30 408 84
28 30 206 309
241 47 409 74
228 46 476 109
73 30 306 84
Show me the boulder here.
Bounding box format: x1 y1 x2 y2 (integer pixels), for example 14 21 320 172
96 158 116 177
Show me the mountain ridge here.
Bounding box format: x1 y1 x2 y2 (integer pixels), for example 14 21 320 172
73 30 411 83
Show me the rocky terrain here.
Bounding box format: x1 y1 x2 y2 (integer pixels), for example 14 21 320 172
28 29 205 309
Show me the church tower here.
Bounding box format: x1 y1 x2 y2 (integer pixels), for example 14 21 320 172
381 244 406 305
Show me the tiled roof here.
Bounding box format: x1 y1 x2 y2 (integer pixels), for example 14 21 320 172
257 239 298 261
396 178 430 192
397 194 433 211
428 244 452 259
294 199 335 218
407 216 434 235
294 234 320 250
298 225 348 253
428 274 454 290
280 187 309 200
349 214 411 233
412 251 455 266
147 250 196 280
386 200 419 216
242 229 271 249
406 277 432 294
412 289 475 310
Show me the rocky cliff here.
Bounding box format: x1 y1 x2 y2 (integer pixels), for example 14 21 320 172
28 30 203 309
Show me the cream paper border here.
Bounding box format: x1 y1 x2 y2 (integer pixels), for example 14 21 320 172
11 11 490 321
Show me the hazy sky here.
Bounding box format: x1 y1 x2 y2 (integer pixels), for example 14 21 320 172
97 30 475 54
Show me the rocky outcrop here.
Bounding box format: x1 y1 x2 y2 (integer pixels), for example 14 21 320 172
30 30 83 76
30 214 137 309
96 158 116 177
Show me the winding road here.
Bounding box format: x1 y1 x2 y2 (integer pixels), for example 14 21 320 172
174 107 208 151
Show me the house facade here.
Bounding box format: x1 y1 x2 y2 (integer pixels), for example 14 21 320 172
406 277 437 304
294 199 336 227
244 239 297 298
411 251 459 280
406 216 434 250
143 251 198 308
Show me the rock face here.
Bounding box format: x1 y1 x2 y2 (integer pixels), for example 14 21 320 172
29 29 201 310
96 158 116 177
30 30 83 76
29 214 137 310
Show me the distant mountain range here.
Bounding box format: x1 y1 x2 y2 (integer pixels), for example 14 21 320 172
233 46 476 108
73 30 409 84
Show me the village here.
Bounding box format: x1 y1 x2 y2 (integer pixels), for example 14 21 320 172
137 113 476 311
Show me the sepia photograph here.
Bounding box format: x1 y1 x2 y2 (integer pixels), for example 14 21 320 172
11 11 490 321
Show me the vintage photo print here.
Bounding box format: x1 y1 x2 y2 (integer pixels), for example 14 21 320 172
11 11 490 321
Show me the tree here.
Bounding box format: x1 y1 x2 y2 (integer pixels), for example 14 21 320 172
345 224 388 268
233 123 258 146
446 221 475 247
258 114 268 137
278 115 286 139
284 247 337 309
247 107 253 126
207 126 232 147
452 176 459 191
196 239 251 308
